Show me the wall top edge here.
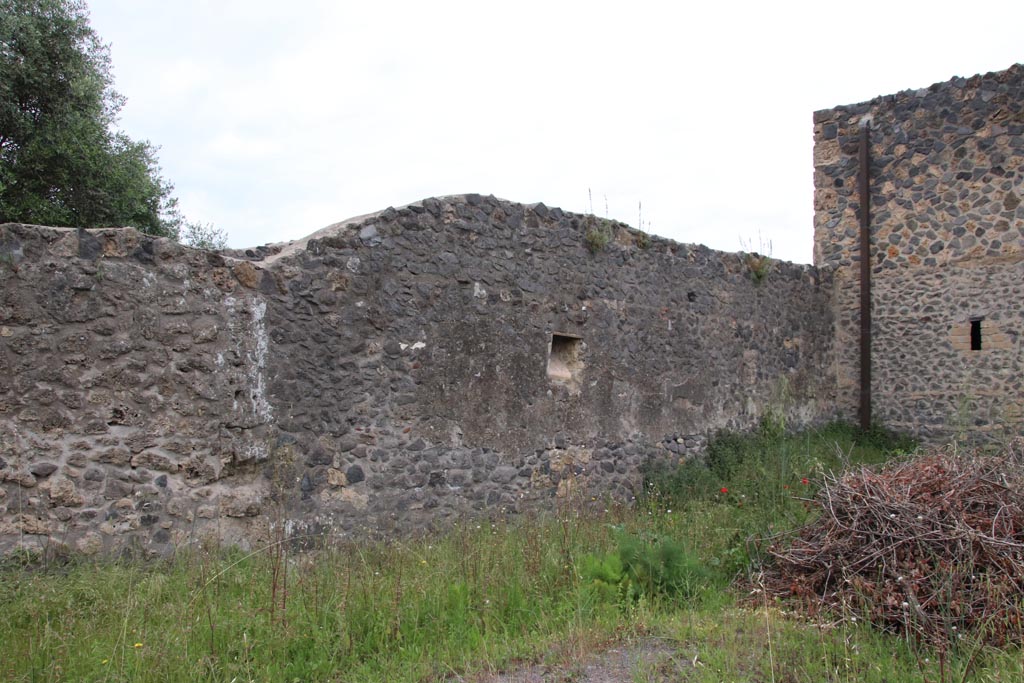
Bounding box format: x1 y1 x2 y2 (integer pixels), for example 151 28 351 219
2 194 821 271
812 62 1024 120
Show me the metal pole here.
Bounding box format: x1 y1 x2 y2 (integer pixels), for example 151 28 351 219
858 123 872 431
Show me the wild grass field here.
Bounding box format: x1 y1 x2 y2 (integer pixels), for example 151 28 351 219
2 423 1021 682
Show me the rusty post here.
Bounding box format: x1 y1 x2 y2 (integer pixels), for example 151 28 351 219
858 122 872 431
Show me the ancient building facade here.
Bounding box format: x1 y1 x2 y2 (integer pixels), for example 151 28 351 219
814 64 1023 440
0 64 1021 555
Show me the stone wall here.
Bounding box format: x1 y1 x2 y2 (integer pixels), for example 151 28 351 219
3 63 1022 557
0 226 276 554
0 195 838 555
813 64 1024 440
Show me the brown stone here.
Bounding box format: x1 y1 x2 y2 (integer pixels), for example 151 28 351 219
165 499 190 518
2 469 37 488
210 267 236 291
48 476 84 507
221 493 261 518
17 514 50 535
97 448 132 465
130 451 175 472
232 261 260 289
76 532 103 555
327 468 347 487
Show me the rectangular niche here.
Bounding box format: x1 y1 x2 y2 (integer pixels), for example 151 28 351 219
951 316 1009 354
547 333 583 383
970 317 983 351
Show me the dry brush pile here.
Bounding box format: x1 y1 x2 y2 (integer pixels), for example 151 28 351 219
761 438 1024 646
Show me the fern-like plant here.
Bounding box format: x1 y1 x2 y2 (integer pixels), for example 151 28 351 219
581 531 714 608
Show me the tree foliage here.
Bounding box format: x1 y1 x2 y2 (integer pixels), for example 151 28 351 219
0 0 222 246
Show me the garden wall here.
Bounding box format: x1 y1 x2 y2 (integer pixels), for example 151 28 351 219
0 196 837 555
5 63 1021 557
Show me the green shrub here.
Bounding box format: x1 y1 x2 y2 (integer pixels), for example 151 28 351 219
647 422 916 507
854 422 918 453
640 422 918 578
744 253 772 283
584 217 614 253
581 530 717 608
704 430 760 481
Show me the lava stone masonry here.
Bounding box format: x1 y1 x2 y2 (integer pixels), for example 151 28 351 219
0 195 836 556
3 63 1020 557
813 64 1024 440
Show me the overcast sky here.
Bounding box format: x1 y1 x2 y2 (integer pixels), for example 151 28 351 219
87 0 1022 263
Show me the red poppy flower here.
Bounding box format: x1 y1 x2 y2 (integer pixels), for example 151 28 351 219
720 487 728 494
801 478 809 485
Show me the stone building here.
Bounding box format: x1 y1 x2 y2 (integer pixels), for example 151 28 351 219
814 63 1023 440
0 64 1020 555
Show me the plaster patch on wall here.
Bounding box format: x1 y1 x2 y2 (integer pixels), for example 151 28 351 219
248 300 273 423
241 443 269 462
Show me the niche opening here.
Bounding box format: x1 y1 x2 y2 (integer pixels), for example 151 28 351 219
547 334 583 383
970 318 982 351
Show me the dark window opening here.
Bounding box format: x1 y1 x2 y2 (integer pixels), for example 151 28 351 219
970 318 982 351
547 334 582 383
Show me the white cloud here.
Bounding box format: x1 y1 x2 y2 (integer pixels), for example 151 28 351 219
205 131 284 161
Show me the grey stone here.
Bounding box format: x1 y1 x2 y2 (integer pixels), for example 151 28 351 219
359 224 380 244
29 462 58 478
345 465 365 485
491 466 518 484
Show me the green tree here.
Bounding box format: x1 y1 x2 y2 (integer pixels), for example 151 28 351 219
0 0 222 247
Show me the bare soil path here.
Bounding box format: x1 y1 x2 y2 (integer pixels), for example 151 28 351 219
446 638 695 682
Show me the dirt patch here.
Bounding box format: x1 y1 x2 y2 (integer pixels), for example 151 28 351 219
447 638 693 682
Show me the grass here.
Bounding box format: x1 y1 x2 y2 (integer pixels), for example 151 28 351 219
584 215 614 253
1 422 1020 682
